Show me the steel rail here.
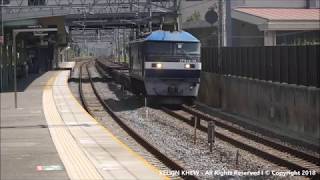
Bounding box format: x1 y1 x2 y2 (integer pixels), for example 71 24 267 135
181 104 320 166
78 62 91 113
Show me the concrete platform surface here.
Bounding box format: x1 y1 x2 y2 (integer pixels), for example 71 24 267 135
1 70 167 180
57 62 75 70
1 71 69 180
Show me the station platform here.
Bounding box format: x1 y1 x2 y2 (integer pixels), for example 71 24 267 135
1 72 69 180
1 70 166 180
57 62 76 70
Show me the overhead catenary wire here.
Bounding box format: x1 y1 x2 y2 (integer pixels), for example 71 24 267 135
180 0 216 10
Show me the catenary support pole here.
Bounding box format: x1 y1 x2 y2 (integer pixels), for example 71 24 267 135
1 0 4 92
12 31 17 108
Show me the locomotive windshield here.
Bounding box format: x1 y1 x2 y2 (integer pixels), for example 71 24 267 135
146 42 173 54
146 42 200 55
175 43 200 55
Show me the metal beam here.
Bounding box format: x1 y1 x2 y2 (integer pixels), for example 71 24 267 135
13 28 58 33
2 0 176 22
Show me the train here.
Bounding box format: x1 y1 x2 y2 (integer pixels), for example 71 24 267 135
128 30 201 104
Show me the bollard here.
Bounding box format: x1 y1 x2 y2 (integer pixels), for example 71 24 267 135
196 116 201 127
191 116 195 123
193 116 198 144
208 121 215 152
144 97 148 119
235 150 239 166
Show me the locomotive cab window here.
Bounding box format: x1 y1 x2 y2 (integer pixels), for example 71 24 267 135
146 42 173 55
175 43 200 55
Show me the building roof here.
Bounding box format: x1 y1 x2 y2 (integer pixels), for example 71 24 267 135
234 8 320 21
145 30 200 42
232 8 320 31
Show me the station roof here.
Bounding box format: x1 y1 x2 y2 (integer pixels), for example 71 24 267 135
234 8 320 21
145 30 200 42
232 8 320 31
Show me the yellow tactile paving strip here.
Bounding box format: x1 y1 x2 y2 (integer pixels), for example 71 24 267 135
43 71 167 180
43 74 103 180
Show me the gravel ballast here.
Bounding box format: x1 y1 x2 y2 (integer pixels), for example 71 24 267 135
70 61 306 180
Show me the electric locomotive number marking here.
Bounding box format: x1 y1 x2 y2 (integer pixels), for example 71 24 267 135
179 59 196 63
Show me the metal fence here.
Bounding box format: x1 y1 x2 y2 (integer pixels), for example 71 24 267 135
201 45 320 87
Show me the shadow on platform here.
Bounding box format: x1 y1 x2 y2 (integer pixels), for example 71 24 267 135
0 123 93 129
1 72 45 93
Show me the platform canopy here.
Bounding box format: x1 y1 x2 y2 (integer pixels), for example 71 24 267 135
232 8 320 31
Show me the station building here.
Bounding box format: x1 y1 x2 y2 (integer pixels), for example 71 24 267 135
180 0 320 47
0 1 96 91
1 4 69 91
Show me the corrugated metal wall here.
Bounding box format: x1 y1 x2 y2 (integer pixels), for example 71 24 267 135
201 45 320 87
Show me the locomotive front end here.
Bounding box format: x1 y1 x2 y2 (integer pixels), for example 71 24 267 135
143 35 201 104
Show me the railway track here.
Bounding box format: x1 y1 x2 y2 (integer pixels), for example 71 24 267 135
81 59 319 179
78 62 197 180
162 105 320 179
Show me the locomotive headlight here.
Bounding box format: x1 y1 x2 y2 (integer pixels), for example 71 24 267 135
156 63 162 69
151 63 163 69
185 64 195 69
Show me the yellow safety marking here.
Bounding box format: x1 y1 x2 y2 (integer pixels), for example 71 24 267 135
42 72 103 180
66 71 170 180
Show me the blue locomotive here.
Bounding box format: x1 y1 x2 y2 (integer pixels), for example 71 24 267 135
129 30 201 104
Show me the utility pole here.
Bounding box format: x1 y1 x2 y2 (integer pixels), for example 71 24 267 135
148 0 152 32
173 0 180 31
122 29 126 63
12 31 17 108
117 28 120 63
115 29 117 62
1 0 4 92
87 41 89 56
85 39 88 57
218 0 223 73
225 0 231 46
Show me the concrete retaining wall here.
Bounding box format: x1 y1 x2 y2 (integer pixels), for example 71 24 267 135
198 72 320 144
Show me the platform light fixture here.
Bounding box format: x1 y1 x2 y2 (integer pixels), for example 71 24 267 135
33 31 48 36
